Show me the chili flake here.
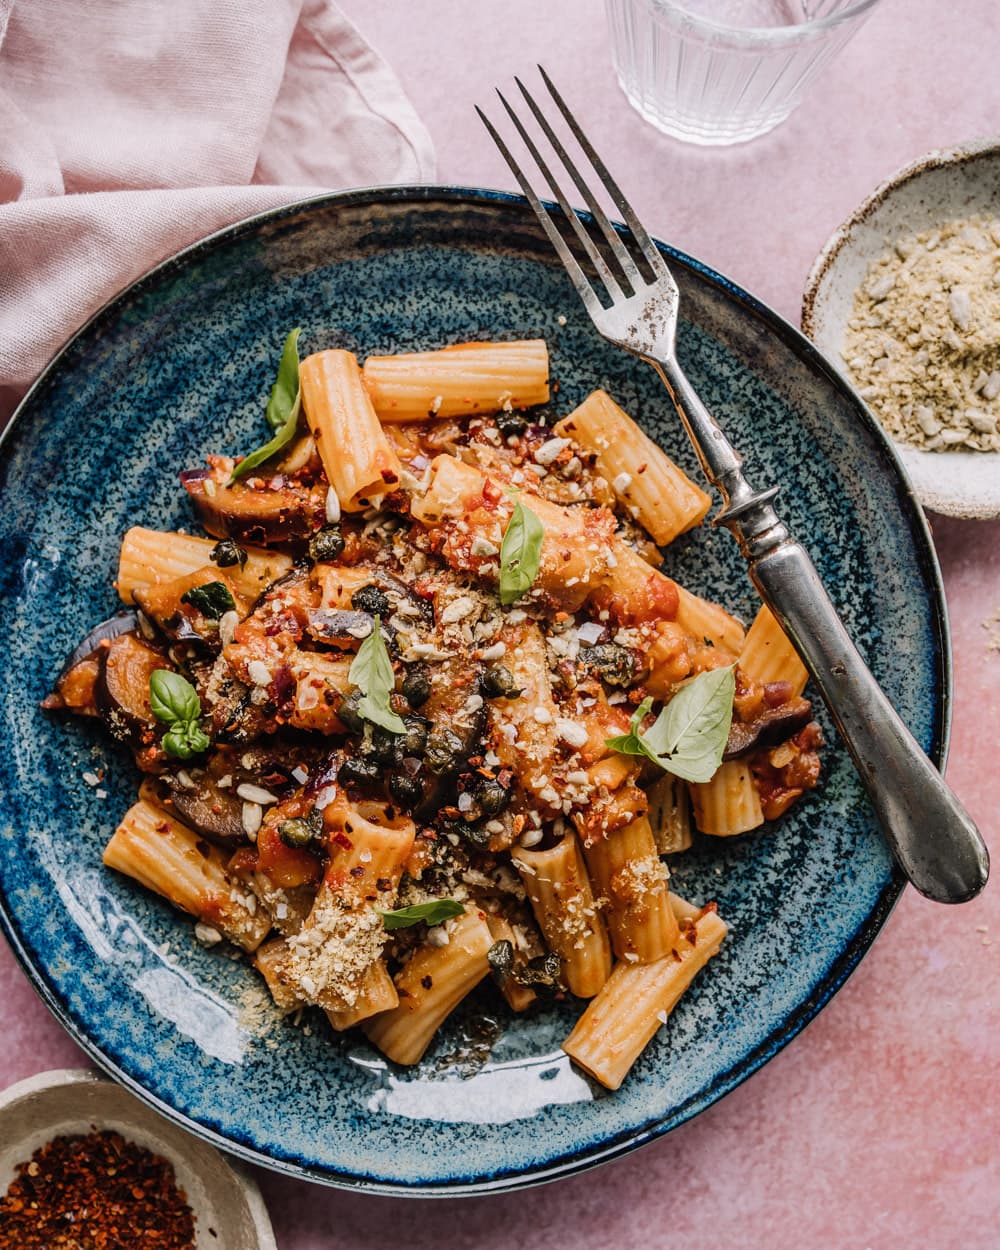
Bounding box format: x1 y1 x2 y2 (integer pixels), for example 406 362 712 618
0 1129 196 1249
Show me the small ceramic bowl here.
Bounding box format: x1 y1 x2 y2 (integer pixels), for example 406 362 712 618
0 1070 276 1249
802 136 1000 519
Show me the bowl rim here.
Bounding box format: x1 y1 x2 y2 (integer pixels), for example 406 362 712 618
0 1068 277 1248
0 184 949 1194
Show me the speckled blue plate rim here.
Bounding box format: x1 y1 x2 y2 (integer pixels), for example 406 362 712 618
0 185 947 1196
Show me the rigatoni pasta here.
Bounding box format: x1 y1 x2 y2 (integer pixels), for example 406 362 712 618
363 339 549 421
49 329 823 1091
555 389 711 544
300 349 402 511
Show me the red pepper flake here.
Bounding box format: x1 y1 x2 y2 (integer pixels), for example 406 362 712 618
0 1130 196 1249
420 975 433 990
332 831 353 850
349 865 366 878
375 877 392 892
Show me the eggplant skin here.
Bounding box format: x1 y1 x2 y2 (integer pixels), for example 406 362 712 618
724 697 814 760
94 632 165 747
182 473 322 545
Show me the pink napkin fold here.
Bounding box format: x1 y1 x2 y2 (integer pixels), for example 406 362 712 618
0 0 435 423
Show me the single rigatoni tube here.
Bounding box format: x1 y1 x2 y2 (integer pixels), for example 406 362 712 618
279 797 415 1011
689 759 764 836
363 907 495 1064
511 833 612 998
489 621 561 814
562 908 728 1090
738 604 809 696
363 340 549 421
674 584 745 655
555 390 710 545
583 815 679 963
117 527 291 604
300 349 402 511
103 799 271 951
485 914 536 1013
326 961 399 1031
646 773 693 855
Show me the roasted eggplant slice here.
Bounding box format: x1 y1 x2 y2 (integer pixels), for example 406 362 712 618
182 471 322 545
305 609 374 648
724 696 814 760
94 632 166 747
43 612 139 716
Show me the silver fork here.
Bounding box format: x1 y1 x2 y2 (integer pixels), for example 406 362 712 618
478 69 988 904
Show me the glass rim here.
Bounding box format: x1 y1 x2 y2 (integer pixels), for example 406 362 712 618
642 0 884 43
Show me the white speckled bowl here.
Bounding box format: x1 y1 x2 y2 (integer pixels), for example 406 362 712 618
802 136 1000 519
0 1070 276 1249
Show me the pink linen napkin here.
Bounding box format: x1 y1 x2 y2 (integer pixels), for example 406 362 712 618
0 0 435 423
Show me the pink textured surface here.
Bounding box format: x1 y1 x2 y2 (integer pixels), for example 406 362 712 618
2 1 998 1245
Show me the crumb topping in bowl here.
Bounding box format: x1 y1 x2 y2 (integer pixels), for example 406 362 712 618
843 215 1000 453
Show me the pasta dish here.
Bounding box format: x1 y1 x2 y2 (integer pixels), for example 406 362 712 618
46 333 821 1090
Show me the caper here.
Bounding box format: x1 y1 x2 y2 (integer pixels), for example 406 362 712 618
400 714 429 758
475 776 511 818
480 665 521 699
339 756 382 787
370 724 402 765
388 772 423 808
351 584 391 618
496 409 528 439
210 538 248 569
487 939 515 983
518 951 563 988
580 642 636 689
457 821 491 848
279 808 323 849
401 667 431 708
424 727 465 775
336 689 365 734
308 524 345 563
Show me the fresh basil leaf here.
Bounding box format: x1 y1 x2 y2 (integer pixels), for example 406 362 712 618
162 721 211 760
605 669 735 783
348 617 406 734
641 665 735 783
604 697 656 760
180 581 235 619
150 669 203 727
265 326 301 432
230 327 302 483
379 899 465 931
230 392 301 484
499 497 544 606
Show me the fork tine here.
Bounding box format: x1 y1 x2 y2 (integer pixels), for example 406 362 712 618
475 105 603 318
537 65 666 278
514 75 644 290
494 90 626 302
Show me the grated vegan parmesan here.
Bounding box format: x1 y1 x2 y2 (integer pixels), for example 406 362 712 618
842 215 1000 452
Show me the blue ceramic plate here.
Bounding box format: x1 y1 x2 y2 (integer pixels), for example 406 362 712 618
0 189 945 1194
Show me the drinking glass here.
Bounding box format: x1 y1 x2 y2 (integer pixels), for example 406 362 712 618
605 0 883 146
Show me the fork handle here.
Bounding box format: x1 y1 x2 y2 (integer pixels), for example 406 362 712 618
652 356 989 904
